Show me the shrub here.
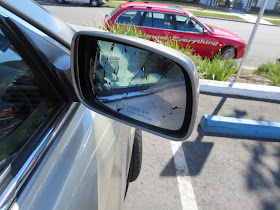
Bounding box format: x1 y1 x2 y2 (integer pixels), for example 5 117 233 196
253 61 280 86
253 63 270 78
154 36 194 57
101 23 149 39
197 53 238 81
267 61 280 86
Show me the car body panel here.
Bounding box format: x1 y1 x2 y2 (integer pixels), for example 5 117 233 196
10 104 134 210
105 2 247 59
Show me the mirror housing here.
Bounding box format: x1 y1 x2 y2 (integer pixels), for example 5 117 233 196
203 29 209 35
71 31 199 141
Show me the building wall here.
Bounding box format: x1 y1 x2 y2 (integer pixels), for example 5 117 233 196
199 0 218 7
256 0 277 10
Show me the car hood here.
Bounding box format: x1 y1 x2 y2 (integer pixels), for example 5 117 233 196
209 25 246 43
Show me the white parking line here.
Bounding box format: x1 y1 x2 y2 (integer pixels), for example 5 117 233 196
171 141 198 210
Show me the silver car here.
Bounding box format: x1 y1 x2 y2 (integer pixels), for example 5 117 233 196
0 0 199 209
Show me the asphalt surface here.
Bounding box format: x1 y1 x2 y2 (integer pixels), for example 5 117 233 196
40 1 280 69
40 2 280 209
124 93 280 210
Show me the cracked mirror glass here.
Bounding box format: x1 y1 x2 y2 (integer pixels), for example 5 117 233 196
90 40 187 130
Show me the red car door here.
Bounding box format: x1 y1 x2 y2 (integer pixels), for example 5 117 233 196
173 15 220 58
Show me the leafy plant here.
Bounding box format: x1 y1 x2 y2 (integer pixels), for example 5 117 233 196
101 23 150 39
154 36 194 56
197 53 238 81
267 61 280 86
253 61 280 86
253 63 270 78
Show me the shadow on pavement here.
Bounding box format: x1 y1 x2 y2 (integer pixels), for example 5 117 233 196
161 126 214 177
202 131 280 143
244 142 280 209
202 92 280 104
181 127 214 176
161 93 280 178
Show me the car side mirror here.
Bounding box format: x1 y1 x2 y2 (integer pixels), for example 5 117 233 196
203 29 209 35
71 31 199 141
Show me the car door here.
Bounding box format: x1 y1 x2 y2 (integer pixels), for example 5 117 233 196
173 14 220 58
140 11 177 42
0 6 134 210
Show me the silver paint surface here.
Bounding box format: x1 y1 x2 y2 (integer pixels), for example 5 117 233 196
11 104 134 210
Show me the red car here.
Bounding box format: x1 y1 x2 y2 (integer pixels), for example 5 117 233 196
105 2 246 59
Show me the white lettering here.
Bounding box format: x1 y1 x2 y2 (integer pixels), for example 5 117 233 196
143 34 219 46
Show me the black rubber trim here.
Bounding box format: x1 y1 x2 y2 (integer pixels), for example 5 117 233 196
127 129 142 182
0 16 68 102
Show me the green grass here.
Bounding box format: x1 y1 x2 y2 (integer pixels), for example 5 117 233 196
246 10 280 19
101 23 150 38
253 63 270 78
267 61 280 86
263 14 280 19
264 18 280 26
253 61 280 86
104 1 122 7
191 10 245 21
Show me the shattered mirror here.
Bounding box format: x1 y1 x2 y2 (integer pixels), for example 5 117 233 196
89 40 187 130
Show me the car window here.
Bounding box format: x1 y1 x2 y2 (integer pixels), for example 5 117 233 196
117 10 144 25
175 15 204 34
152 12 176 30
0 29 57 173
176 15 203 34
142 12 153 27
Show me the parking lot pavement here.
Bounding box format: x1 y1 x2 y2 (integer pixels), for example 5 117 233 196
124 93 280 210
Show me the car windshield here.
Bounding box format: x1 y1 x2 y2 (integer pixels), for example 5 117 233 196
193 15 214 32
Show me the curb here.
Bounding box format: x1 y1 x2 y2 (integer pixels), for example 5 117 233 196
200 79 280 101
200 115 280 139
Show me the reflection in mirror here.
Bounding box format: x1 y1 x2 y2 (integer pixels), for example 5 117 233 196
90 40 187 131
